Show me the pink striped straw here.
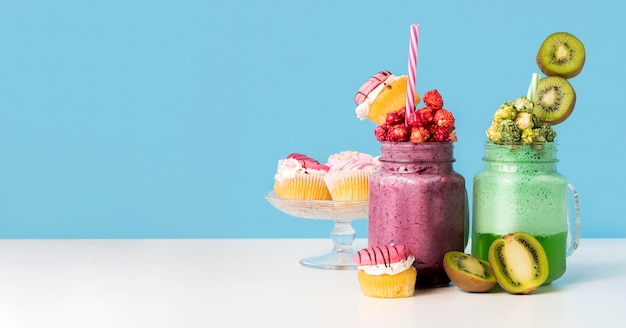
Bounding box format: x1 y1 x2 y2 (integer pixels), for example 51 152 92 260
405 24 419 125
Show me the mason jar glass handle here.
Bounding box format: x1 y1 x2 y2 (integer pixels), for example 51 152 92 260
566 183 581 256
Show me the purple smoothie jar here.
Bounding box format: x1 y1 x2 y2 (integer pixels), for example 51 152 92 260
368 142 468 287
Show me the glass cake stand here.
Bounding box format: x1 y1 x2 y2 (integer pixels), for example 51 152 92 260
264 192 368 270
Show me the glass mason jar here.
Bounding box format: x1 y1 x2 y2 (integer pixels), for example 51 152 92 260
368 142 468 287
471 142 581 285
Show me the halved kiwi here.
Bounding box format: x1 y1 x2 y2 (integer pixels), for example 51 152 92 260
488 232 549 295
536 32 585 79
443 251 496 293
533 76 576 125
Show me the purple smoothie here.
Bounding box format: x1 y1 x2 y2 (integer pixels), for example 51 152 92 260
368 142 467 287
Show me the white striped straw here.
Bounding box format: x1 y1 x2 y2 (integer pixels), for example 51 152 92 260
406 24 419 125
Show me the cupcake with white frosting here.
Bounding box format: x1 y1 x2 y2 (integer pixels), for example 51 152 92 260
273 153 331 200
354 244 417 298
323 151 379 201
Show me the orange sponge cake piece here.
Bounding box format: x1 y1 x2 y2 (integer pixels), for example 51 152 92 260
369 76 420 125
355 72 421 125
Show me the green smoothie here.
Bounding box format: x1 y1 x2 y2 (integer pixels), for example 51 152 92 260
471 143 569 285
472 232 566 284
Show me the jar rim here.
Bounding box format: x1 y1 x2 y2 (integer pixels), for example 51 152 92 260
379 141 456 163
483 141 558 164
483 141 557 148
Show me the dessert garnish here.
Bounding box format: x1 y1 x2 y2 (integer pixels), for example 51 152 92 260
373 90 457 143
488 232 549 295
443 251 496 293
485 95 556 144
355 24 459 145
486 31 585 143
536 32 585 79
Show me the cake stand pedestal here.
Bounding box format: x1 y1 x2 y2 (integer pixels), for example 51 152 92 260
265 192 368 270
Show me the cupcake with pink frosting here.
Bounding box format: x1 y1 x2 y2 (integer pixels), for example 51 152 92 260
323 151 380 201
273 153 332 200
354 244 417 298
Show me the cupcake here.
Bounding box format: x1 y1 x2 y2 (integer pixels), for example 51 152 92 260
354 244 417 298
273 153 332 200
323 151 379 201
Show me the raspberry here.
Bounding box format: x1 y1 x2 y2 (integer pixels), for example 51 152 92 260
374 124 389 142
417 107 436 125
423 89 444 110
433 125 452 142
410 126 430 143
425 123 438 135
434 109 455 128
385 109 406 126
406 110 420 127
386 124 410 142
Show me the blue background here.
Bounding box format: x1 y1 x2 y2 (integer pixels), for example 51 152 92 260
1 0 623 238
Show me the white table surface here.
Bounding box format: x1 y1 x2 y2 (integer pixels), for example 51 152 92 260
0 238 624 328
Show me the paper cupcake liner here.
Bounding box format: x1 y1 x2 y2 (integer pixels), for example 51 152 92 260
273 173 331 200
357 267 417 298
324 170 374 201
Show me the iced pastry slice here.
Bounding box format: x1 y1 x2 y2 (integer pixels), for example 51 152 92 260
355 71 421 125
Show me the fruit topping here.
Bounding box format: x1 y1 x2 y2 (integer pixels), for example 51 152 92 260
385 110 406 126
386 124 410 142
422 89 444 110
536 32 585 79
533 76 576 125
434 109 455 128
372 89 457 144
434 125 454 142
486 31 584 143
410 126 430 143
374 124 389 142
488 232 549 295
443 251 497 293
413 107 436 126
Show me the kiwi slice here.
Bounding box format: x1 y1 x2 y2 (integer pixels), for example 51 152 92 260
536 32 585 79
443 251 496 293
533 76 576 125
488 232 549 295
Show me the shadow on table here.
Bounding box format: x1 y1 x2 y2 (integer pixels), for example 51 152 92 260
550 253 625 287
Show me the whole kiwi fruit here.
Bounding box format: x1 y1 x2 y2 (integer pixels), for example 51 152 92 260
488 232 549 295
443 251 496 293
533 76 576 125
536 32 585 79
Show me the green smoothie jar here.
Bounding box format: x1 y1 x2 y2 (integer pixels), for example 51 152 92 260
471 142 580 285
